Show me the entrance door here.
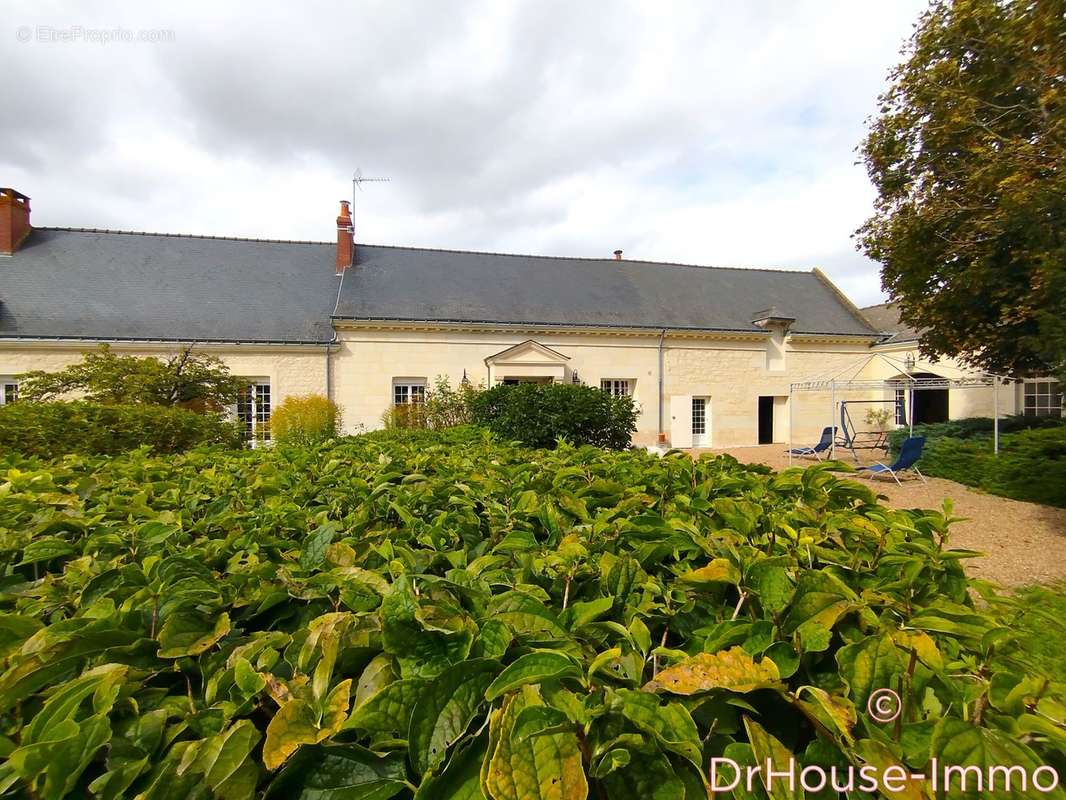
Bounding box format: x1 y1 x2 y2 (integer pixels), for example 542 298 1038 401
691 397 709 447
758 396 774 444
670 395 693 448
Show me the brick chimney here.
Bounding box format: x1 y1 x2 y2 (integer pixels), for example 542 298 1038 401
0 188 31 256
336 200 353 273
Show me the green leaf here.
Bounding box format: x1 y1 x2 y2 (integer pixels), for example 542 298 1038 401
743 716 801 800
409 659 501 776
930 718 1065 800
612 688 702 769
414 733 489 800
266 743 407 800
747 560 794 614
300 523 339 571
18 537 77 565
157 611 231 658
485 652 583 701
836 633 906 711
177 719 261 797
347 679 427 735
783 569 858 635
600 746 686 800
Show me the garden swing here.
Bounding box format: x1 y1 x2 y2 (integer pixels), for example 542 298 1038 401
834 397 905 462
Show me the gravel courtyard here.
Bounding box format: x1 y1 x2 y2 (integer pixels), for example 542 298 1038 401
692 444 1066 588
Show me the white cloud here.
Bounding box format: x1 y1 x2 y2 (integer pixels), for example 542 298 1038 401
1 0 925 306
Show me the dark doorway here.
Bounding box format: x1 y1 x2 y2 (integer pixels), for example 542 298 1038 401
758 396 774 444
914 389 949 424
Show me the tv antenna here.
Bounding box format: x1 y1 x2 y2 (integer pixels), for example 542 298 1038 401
352 168 390 213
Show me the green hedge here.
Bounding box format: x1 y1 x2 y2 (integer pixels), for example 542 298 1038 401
887 414 1064 449
469 383 637 449
0 401 244 459
890 425 1066 507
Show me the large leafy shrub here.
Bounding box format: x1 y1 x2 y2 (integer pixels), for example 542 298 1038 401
17 344 246 410
470 382 637 449
0 400 243 458
269 394 341 445
380 377 482 431
890 424 1066 507
0 433 1062 798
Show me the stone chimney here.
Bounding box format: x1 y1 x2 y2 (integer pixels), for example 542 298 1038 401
336 200 353 273
0 188 31 256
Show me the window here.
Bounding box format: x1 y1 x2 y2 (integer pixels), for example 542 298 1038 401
601 379 632 397
1023 379 1062 417
237 381 271 440
0 380 17 405
393 380 426 406
894 389 907 426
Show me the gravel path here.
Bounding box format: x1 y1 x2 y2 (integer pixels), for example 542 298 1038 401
692 445 1066 588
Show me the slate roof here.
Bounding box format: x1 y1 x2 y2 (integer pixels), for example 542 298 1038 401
0 228 338 343
0 228 879 341
861 302 921 344
334 245 878 336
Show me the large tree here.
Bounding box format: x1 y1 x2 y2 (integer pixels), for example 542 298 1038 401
858 0 1065 379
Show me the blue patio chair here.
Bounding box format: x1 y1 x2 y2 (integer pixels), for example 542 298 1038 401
787 426 835 461
859 436 927 485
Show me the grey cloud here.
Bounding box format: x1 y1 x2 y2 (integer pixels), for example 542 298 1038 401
1 0 920 304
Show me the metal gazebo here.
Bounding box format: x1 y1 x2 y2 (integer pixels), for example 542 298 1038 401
787 352 1008 465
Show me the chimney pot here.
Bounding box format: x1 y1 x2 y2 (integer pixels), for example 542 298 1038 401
0 188 32 256
336 199 353 273
613 249 623 260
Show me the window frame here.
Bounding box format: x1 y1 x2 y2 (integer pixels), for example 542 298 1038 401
0 379 17 406
1023 378 1062 418
600 379 632 398
236 379 271 441
393 379 427 406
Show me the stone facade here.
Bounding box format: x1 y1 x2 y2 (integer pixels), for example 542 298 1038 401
0 326 1020 449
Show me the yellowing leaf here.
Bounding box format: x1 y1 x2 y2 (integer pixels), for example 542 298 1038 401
678 558 740 588
262 679 351 771
484 687 587 800
642 646 781 695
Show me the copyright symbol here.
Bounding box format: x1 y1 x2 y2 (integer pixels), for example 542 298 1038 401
867 688 902 723
16 26 32 42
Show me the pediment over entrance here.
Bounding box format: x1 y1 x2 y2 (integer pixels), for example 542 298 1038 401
485 340 569 383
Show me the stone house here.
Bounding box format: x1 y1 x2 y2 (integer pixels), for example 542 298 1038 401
1 186 1051 447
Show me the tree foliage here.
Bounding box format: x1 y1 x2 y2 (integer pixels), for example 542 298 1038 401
858 0 1065 378
17 345 247 409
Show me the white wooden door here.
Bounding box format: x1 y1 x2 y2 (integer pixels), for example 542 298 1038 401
691 397 709 447
670 395 692 448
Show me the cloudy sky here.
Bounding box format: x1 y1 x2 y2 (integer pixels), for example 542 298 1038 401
2 1 926 306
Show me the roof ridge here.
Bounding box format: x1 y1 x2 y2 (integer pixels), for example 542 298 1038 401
37 226 333 246
36 228 821 275
356 241 815 275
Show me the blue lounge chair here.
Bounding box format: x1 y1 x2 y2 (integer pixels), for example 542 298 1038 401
787 426 835 461
859 436 927 485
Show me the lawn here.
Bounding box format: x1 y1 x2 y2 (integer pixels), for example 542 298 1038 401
1 430 1063 798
